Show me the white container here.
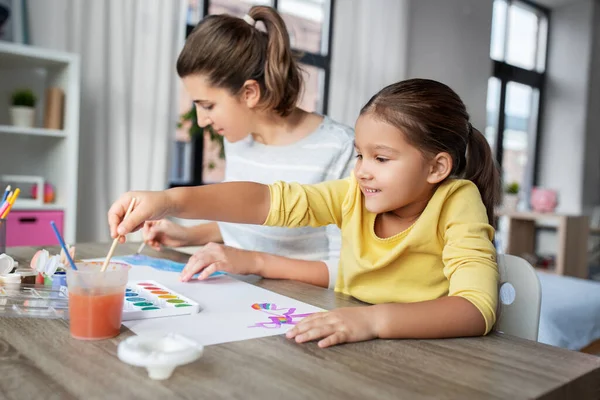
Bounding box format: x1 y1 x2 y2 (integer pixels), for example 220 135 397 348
10 106 36 127
118 333 204 380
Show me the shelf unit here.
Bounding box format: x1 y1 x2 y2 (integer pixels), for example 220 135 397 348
0 42 80 243
496 210 589 278
0 124 67 138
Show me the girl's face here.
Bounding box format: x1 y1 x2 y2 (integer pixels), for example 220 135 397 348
181 74 258 143
353 114 450 217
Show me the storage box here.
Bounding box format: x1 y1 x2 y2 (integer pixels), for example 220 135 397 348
5 210 64 246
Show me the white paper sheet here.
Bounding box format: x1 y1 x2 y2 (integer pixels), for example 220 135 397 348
85 258 324 345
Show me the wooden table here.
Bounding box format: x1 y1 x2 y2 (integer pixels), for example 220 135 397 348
2 243 600 400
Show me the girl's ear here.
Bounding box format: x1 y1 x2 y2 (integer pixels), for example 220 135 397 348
427 152 452 184
241 80 261 108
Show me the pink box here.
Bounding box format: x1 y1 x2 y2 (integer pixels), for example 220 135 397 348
6 210 64 247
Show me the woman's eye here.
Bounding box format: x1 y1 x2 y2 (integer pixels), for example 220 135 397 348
355 154 363 160
376 157 388 163
202 104 214 111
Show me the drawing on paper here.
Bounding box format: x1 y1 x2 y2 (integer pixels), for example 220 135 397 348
248 302 313 329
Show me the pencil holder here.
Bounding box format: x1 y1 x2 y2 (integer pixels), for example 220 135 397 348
0 219 6 254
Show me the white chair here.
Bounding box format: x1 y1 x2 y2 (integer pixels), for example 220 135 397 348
494 254 542 341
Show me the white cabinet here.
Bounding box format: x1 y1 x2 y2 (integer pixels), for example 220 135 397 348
0 42 80 243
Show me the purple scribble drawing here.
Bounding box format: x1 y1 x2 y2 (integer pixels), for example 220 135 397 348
248 302 313 329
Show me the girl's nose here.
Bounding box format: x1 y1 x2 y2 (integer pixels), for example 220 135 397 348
355 163 373 181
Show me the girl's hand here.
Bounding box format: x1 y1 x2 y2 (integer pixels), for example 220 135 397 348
286 306 379 348
142 220 190 250
108 191 173 241
179 243 259 281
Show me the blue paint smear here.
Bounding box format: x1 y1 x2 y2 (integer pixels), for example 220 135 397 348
114 254 226 278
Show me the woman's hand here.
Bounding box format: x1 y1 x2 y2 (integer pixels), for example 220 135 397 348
286 306 379 348
142 220 191 250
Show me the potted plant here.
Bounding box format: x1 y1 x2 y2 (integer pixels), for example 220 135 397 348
10 89 37 128
503 182 520 211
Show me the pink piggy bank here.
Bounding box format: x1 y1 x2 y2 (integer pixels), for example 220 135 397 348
530 188 557 213
31 183 55 203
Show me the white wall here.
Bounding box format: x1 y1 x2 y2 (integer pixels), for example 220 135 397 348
405 0 493 130
582 1 600 215
328 0 410 127
538 0 595 215
329 0 493 131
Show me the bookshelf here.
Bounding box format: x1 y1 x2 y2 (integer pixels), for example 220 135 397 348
496 210 589 278
0 42 80 243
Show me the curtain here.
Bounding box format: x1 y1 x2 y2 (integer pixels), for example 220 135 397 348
26 0 185 241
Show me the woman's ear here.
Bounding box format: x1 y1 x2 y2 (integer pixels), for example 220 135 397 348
242 80 261 108
427 152 452 184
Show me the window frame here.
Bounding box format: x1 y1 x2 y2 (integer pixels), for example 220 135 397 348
171 0 335 187
491 0 549 188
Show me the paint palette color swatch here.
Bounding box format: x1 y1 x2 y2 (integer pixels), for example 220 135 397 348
122 280 201 321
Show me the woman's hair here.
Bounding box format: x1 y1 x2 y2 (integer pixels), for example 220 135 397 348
176 6 302 117
360 78 500 225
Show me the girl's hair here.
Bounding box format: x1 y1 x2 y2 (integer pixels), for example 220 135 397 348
176 6 302 117
360 79 500 225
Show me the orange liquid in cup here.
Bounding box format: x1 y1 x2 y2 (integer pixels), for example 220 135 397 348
69 289 125 340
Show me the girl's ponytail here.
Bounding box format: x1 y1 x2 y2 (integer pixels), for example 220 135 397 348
464 124 501 225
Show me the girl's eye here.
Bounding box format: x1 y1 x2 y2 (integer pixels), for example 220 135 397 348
375 157 388 163
355 154 363 160
202 104 214 111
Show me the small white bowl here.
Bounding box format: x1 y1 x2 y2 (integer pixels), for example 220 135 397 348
117 333 204 380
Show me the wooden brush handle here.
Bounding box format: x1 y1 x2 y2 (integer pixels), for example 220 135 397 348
101 197 136 272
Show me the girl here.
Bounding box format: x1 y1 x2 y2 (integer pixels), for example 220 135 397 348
109 78 501 348
145 6 355 289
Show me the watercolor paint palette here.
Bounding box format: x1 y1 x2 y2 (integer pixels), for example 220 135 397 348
0 281 201 320
122 280 201 320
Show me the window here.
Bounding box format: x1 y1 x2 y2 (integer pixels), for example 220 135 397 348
487 0 548 194
170 0 334 186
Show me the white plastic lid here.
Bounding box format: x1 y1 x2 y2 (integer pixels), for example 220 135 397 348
0 273 21 283
0 254 15 275
117 333 204 380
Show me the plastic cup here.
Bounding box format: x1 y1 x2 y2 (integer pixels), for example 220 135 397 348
66 261 130 340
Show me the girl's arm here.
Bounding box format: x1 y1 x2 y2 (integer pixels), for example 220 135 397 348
179 242 330 287
110 182 271 237
254 253 329 288
372 296 487 339
187 222 223 244
167 182 271 223
287 296 487 348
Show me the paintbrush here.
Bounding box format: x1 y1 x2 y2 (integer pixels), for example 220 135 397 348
101 197 136 272
135 242 146 256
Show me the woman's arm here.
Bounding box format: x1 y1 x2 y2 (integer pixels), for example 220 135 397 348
187 222 223 245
